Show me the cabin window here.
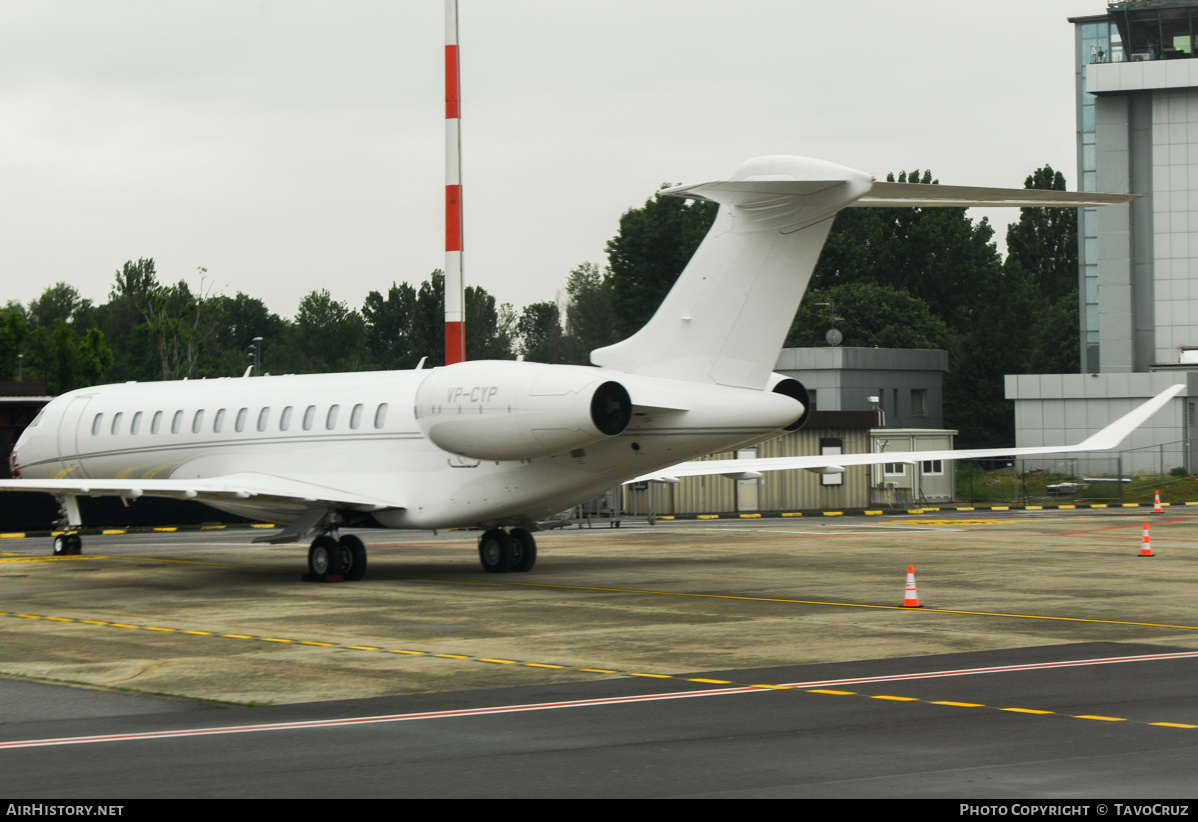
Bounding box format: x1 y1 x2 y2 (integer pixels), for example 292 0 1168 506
192 410 205 434
326 405 339 430
374 403 387 429
151 411 163 434
350 404 363 430
91 413 103 436
131 412 142 435
111 412 123 435
303 405 316 431
171 410 183 434
214 408 226 433
280 406 293 431
235 408 248 433
257 407 270 432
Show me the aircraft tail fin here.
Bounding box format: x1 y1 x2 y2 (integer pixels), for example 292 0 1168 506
590 156 874 389
590 156 1136 390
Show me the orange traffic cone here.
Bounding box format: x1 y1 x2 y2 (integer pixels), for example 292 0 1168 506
1139 523 1154 557
903 564 921 607
1154 491 1163 513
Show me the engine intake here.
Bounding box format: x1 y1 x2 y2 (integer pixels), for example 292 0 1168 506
767 374 811 431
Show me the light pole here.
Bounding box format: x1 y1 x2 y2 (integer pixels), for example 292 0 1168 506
16 354 21 382
251 337 263 377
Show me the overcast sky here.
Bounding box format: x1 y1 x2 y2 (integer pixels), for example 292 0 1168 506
1 0 1094 320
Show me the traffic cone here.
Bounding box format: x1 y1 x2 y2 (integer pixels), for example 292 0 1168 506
903 564 921 607
1139 523 1154 557
1154 491 1163 513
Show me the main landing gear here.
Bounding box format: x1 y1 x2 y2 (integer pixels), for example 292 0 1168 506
478 527 537 574
306 533 368 582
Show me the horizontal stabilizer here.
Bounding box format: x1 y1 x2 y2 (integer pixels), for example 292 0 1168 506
851 182 1137 209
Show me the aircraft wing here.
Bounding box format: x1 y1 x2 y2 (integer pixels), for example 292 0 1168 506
631 383 1185 483
0 472 398 513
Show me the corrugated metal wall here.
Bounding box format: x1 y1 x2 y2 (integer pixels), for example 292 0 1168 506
624 427 872 514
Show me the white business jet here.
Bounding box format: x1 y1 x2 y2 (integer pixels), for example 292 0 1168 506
2 156 1178 581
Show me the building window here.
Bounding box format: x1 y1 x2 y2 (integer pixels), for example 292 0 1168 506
884 463 906 476
921 460 944 475
912 389 928 417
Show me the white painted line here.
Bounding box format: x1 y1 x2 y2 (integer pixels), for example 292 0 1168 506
3 650 1194 750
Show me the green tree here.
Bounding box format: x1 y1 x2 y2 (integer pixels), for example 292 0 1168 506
364 272 515 369
109 260 220 380
292 290 369 373
605 188 717 339
0 306 28 382
562 262 618 364
785 283 950 350
517 301 565 363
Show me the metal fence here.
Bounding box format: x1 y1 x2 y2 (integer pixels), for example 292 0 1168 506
955 439 1192 505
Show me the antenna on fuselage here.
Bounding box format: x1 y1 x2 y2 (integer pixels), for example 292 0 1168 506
444 0 466 364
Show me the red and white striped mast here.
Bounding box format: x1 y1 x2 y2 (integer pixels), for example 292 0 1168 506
444 0 466 364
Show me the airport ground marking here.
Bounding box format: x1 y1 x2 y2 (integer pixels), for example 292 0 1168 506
387 574 1198 633
5 656 1198 750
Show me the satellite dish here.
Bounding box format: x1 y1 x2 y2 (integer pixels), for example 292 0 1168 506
826 328 843 346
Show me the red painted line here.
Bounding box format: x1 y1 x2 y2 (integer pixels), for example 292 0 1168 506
445 321 465 365
444 45 459 118
1055 517 1193 537
445 184 462 251
4 650 1194 750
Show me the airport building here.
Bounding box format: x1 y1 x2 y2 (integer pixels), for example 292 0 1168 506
1007 1 1198 473
624 347 958 515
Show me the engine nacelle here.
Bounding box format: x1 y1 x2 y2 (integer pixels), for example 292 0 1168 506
766 373 811 431
414 361 632 461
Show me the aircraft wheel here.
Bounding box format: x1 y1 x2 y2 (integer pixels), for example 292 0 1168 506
52 534 66 556
509 528 537 573
66 534 82 554
338 534 367 581
478 529 512 573
308 535 339 581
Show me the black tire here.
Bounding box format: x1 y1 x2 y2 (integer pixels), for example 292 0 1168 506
52 534 66 556
66 533 82 554
308 535 339 580
338 534 367 581
509 527 537 572
478 529 513 573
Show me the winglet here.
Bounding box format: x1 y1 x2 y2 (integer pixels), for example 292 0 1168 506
1075 384 1186 451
